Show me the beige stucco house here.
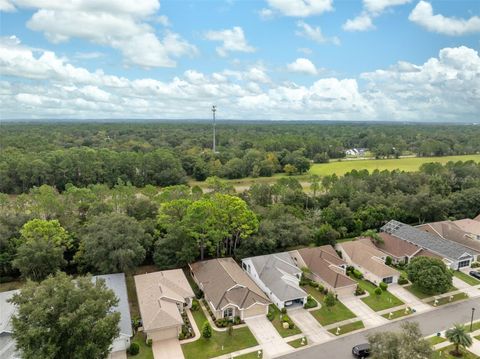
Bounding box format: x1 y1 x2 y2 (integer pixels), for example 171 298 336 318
134 269 195 342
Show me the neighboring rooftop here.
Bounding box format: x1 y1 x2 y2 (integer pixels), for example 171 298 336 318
294 246 355 289
474 214 480 222
135 269 194 331
453 219 480 236
377 232 421 258
93 273 132 339
339 238 400 278
190 258 270 310
381 220 478 261
246 252 307 302
0 290 19 359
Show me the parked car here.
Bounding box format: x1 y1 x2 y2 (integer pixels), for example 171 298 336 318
469 271 480 280
352 343 370 358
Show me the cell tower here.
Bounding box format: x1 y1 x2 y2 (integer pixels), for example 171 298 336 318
212 105 217 153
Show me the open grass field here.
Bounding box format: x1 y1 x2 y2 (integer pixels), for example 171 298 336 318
309 154 480 177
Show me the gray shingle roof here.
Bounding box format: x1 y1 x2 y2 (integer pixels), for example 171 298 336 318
246 252 307 302
381 220 477 261
93 273 132 338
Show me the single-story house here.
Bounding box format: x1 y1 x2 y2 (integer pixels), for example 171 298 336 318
290 246 357 297
0 290 20 359
374 232 440 264
135 269 195 342
417 220 480 258
92 273 132 357
190 258 270 319
242 252 307 309
381 220 478 270
337 238 401 285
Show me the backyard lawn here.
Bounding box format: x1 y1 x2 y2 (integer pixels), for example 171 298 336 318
432 344 478 359
327 321 364 336
453 271 480 286
181 327 258 359
381 308 412 320
427 292 468 306
352 278 404 311
303 286 356 325
128 332 153 359
268 305 302 338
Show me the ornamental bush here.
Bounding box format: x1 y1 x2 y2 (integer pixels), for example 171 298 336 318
128 343 140 356
379 282 388 291
202 321 212 338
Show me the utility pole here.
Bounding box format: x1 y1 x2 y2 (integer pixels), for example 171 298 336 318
212 105 217 153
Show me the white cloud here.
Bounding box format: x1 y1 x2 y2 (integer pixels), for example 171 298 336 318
205 27 255 57
296 21 340 45
74 52 104 60
287 58 318 75
0 0 15 12
343 13 375 31
409 1 480 36
258 8 274 20
156 15 171 27
10 0 196 68
343 0 410 32
298 47 313 55
265 0 333 17
1 36 479 122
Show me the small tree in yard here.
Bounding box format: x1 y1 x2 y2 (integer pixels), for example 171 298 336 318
227 323 233 336
202 321 212 339
406 256 452 295
374 287 382 297
446 324 472 357
324 292 336 310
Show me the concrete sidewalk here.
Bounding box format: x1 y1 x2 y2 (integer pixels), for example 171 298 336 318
341 295 388 328
288 308 332 344
388 284 431 313
244 316 292 358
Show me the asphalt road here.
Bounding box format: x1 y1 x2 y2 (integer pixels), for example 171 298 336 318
278 297 480 359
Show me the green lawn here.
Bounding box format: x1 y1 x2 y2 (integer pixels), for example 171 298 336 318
303 286 356 325
125 275 140 319
432 344 478 359
404 285 458 300
453 271 480 286
181 327 258 359
427 292 469 306
127 332 153 359
475 335 480 341
233 352 263 359
352 278 404 311
309 155 480 177
466 321 480 333
288 337 308 348
381 308 413 320
327 321 365 336
427 336 447 346
190 305 209 331
268 305 302 338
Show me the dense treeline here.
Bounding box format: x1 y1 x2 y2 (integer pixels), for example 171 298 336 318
1 122 479 193
1 161 479 283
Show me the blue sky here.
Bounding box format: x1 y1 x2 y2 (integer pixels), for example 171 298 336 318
0 0 479 121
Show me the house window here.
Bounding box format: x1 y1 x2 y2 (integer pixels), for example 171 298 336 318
242 262 247 270
382 277 393 284
223 307 233 318
458 260 470 269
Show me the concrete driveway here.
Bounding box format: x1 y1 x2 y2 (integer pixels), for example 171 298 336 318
388 284 430 313
341 296 388 328
288 308 331 344
244 316 292 358
152 339 184 359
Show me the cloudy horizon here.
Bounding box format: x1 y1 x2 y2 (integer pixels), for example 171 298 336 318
1 0 479 122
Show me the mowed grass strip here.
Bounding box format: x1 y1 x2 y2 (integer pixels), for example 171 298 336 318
304 286 356 325
287 337 308 348
381 308 413 320
328 321 364 336
352 278 404 311
427 336 447 346
452 271 480 286
309 154 480 177
427 292 468 307
431 344 478 359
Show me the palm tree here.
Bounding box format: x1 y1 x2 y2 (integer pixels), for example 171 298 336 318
445 324 472 357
